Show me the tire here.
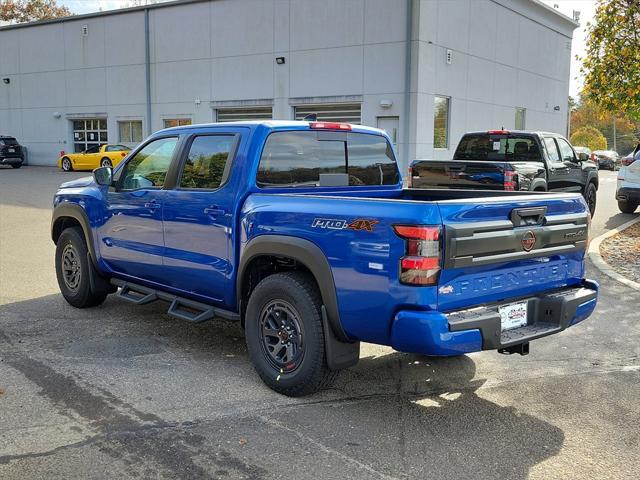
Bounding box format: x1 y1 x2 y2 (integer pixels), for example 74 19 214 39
618 200 638 214
10 163 21 169
61 157 73 171
245 272 337 397
100 157 112 168
55 226 108 308
584 182 597 216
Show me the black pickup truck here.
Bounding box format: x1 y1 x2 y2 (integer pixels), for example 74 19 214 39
409 130 599 215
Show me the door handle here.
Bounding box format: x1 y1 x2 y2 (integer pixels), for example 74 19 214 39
204 206 225 218
144 200 160 211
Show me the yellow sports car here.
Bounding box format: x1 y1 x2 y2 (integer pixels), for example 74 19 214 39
58 144 131 171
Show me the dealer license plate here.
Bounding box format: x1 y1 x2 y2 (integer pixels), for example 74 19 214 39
7 148 15 153
499 302 528 331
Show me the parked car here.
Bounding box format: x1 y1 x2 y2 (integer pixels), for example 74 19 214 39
409 130 599 215
616 144 640 213
0 136 25 169
58 144 131 171
593 150 620 171
51 121 598 396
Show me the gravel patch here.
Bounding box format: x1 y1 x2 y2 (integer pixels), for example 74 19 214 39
600 222 640 283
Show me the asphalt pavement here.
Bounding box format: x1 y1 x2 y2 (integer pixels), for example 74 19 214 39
0 167 638 479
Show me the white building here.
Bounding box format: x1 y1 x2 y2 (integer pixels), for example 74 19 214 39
0 0 577 169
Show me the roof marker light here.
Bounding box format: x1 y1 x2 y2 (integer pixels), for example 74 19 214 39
310 122 352 131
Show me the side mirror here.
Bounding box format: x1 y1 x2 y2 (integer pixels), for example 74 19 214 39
93 166 113 186
577 152 588 162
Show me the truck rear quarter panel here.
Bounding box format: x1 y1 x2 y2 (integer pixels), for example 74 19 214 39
240 193 442 344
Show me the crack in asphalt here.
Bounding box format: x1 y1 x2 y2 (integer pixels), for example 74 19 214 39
256 414 404 480
2 355 268 479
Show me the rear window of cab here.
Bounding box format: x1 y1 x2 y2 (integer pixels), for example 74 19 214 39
257 130 399 187
454 134 541 162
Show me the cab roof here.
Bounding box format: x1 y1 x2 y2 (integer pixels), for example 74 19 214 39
159 120 385 136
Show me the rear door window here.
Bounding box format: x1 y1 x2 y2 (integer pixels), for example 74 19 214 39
257 131 399 187
178 135 236 189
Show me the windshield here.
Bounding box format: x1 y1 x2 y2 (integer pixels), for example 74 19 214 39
257 131 399 187
454 134 541 162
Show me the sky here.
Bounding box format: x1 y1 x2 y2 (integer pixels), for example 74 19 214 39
59 0 598 98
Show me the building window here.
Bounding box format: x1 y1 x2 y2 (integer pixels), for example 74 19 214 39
515 107 526 130
294 104 361 124
118 120 143 144
72 118 107 153
164 118 192 128
216 107 272 122
433 96 450 149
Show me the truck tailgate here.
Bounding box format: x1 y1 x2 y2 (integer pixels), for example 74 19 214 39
435 194 589 312
411 159 509 190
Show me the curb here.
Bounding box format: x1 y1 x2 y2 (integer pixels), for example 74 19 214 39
588 216 640 291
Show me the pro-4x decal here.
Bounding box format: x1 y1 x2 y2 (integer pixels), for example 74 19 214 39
312 218 379 232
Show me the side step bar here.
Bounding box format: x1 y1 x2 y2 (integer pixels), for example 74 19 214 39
111 279 240 323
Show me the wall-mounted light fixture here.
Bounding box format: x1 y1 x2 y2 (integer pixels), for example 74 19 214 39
379 99 393 109
553 105 560 111
2 78 10 85
276 57 286 65
53 112 62 119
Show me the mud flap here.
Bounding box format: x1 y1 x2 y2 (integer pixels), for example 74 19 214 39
321 306 360 371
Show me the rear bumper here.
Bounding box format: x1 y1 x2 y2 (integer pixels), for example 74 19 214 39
390 280 598 356
0 156 23 165
616 187 640 202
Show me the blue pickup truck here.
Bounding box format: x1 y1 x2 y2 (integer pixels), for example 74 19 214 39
51 121 598 396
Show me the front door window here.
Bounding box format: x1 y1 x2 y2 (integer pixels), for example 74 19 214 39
119 137 178 190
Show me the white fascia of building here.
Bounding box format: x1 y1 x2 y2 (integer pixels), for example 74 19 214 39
0 0 577 168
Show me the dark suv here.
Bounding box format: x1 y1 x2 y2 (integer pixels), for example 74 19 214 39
0 136 24 168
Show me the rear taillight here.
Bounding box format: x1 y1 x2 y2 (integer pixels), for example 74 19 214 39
504 170 516 191
622 156 636 167
121 152 126 157
407 165 413 188
393 225 441 286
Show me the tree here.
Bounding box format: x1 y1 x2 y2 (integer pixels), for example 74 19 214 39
0 0 71 24
570 126 608 151
582 0 640 120
570 95 639 154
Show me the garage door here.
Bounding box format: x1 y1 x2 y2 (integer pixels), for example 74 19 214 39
294 104 361 124
73 119 107 152
216 107 273 122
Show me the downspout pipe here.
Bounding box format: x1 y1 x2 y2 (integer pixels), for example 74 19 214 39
402 0 415 178
144 8 152 136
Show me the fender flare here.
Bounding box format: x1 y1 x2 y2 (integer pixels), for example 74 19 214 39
51 202 99 267
238 235 350 343
529 178 547 191
585 171 599 191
